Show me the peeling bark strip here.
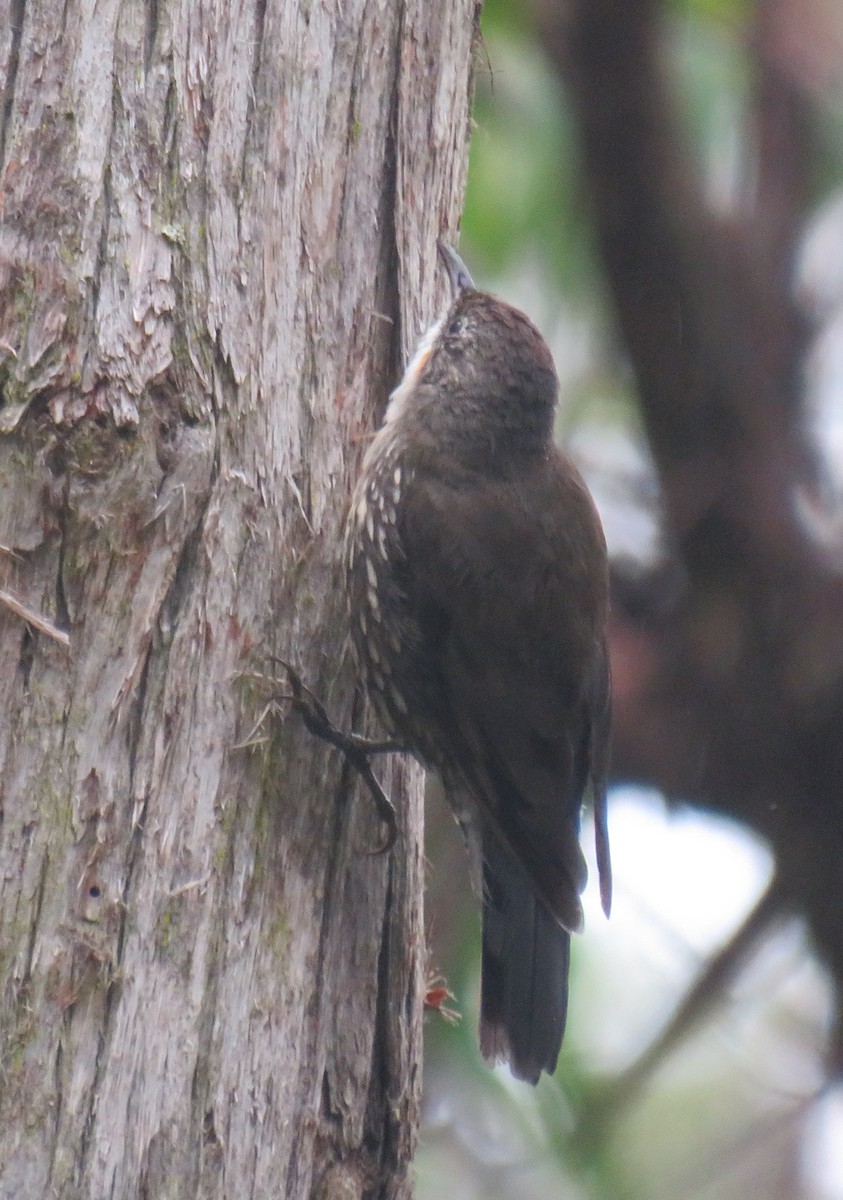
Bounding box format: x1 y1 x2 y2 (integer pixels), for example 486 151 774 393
0 2 479 1197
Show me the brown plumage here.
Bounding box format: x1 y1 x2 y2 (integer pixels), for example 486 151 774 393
345 246 611 1083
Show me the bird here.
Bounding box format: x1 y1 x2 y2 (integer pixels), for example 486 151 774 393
344 242 612 1083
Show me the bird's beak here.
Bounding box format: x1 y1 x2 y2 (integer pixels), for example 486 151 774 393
437 240 474 295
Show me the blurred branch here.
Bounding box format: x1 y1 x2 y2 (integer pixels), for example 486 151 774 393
751 0 814 277
536 0 814 570
577 872 785 1148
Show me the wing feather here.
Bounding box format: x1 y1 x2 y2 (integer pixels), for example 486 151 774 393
399 450 611 930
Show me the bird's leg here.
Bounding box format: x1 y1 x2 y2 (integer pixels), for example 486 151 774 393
271 659 406 852
270 658 404 754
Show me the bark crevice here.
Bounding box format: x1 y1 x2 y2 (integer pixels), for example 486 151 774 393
0 0 24 168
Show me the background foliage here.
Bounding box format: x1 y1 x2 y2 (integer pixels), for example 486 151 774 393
417 1 843 1196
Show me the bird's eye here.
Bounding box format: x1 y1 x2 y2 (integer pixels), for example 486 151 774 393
449 315 467 338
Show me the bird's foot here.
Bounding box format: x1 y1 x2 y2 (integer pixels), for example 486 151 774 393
269 658 404 853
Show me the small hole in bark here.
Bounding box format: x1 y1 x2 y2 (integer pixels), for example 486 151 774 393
88 885 101 899
46 443 67 476
203 1110 220 1146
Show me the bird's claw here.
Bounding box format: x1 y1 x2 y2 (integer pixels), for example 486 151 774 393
270 658 400 854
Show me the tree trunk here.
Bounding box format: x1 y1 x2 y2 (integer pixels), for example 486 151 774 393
0 2 478 1196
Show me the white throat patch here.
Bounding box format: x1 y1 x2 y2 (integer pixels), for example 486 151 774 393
383 312 447 426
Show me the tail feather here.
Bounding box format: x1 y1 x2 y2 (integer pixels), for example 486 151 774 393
479 835 570 1083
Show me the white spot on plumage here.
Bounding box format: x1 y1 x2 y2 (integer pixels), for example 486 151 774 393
390 685 409 715
365 509 374 541
366 557 377 588
356 493 368 524
367 587 380 617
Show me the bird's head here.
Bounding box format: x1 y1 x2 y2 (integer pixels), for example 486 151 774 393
384 243 559 467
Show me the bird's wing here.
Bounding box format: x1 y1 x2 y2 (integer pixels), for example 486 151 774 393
400 452 610 932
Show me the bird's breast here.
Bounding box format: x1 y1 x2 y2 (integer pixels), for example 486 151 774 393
345 439 420 740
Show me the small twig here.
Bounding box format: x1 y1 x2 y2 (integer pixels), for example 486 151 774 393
232 697 285 751
285 473 314 534
576 872 786 1146
0 588 70 647
168 871 212 898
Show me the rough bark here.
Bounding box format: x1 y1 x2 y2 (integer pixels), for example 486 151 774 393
536 0 843 1059
0 1 479 1196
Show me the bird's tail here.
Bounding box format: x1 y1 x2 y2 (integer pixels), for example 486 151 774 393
478 834 570 1084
